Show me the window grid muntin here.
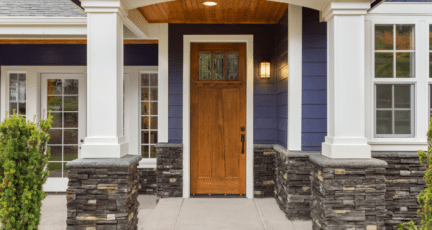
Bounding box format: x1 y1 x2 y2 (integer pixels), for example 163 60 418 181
140 73 158 159
47 79 79 178
374 83 415 138
375 24 416 79
9 73 26 117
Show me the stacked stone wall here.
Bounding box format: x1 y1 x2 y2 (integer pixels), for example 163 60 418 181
274 147 316 220
138 168 157 195
373 152 426 230
156 144 183 198
66 155 141 230
310 155 387 230
254 145 276 198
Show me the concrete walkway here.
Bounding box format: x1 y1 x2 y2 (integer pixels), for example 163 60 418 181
1 195 312 230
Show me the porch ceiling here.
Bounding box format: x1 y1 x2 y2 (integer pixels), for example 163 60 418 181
137 0 288 24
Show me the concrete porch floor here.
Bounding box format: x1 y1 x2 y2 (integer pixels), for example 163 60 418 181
2 195 312 230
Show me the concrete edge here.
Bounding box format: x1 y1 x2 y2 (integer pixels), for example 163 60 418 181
66 155 142 168
309 155 388 168
155 143 183 148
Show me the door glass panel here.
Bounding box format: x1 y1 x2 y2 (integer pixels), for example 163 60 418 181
199 52 211 80
46 78 80 178
213 53 225 80
226 53 239 80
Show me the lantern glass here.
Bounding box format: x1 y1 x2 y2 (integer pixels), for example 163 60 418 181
260 62 271 78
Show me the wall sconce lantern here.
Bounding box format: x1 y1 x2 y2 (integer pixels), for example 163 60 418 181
260 62 271 78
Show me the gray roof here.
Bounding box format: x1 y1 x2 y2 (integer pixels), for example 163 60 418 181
0 0 86 17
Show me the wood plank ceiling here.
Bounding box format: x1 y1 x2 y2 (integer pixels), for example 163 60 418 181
137 0 288 24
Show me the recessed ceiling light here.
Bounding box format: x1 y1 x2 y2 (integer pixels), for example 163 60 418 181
203 1 217 6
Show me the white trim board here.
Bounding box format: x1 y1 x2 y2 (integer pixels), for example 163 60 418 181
182 35 254 199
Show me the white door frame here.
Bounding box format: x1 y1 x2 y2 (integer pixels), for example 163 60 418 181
182 35 254 198
41 73 87 192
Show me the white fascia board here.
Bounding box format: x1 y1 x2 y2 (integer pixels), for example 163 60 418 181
0 17 87 35
127 0 174 9
369 2 432 15
0 17 87 26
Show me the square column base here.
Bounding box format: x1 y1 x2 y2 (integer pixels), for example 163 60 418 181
309 155 387 230
322 137 371 159
66 155 141 230
81 142 129 158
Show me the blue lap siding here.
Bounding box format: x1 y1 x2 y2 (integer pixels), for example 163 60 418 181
302 8 327 151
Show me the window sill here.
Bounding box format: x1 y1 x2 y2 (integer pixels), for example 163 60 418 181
138 159 157 169
368 139 427 151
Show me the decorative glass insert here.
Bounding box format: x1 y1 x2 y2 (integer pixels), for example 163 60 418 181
375 84 414 136
226 53 239 80
213 53 225 80
375 24 415 78
199 52 239 80
47 79 79 178
9 73 26 117
141 73 158 159
199 52 211 80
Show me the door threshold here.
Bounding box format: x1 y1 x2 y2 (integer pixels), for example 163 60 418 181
190 194 246 198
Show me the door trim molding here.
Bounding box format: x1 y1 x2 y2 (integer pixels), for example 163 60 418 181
183 35 254 198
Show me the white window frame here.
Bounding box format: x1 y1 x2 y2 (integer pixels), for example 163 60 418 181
6 71 27 118
139 71 159 165
365 12 432 151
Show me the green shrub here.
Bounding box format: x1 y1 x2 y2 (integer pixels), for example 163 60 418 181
0 111 52 230
397 117 432 229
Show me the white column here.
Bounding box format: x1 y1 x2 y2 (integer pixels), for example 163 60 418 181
287 5 302 151
321 2 371 158
80 0 128 158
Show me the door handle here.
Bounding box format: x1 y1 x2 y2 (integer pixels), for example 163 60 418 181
241 134 245 154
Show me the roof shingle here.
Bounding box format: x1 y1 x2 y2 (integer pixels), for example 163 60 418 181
0 0 86 17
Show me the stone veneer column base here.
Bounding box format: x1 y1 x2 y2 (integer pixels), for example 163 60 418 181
66 155 141 230
138 168 157 195
155 143 183 198
310 155 388 230
254 145 277 198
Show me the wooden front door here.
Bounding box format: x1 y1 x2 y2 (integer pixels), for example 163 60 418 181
190 43 246 195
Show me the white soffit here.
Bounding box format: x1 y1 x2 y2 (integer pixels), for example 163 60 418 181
369 2 432 15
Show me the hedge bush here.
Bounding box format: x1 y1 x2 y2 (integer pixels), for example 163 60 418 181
397 117 432 230
0 112 52 230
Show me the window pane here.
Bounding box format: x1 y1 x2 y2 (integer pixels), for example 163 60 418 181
375 53 393 78
64 129 78 144
64 113 78 128
376 110 392 134
142 145 149 158
10 87 17 101
48 129 62 144
396 25 415 50
18 103 26 116
141 102 149 115
141 88 149 100
395 110 411 134
64 80 79 94
430 85 432 110
10 74 18 87
213 53 225 80
227 53 239 80
150 88 158 100
150 74 158 86
394 85 410 108
49 146 62 161
150 145 156 158
141 117 149 129
430 25 432 50
376 85 392 108
142 74 149 86
63 163 70 178
48 163 62 178
396 52 414 78
47 79 62 95
151 102 158 115
375 25 393 50
150 131 158 144
199 52 211 80
142 131 149 144
51 112 62 128
151 117 158 129
18 87 26 101
9 102 17 115
64 146 78 161
430 53 432 78
64 96 78 111
19 74 26 86
48 96 62 111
